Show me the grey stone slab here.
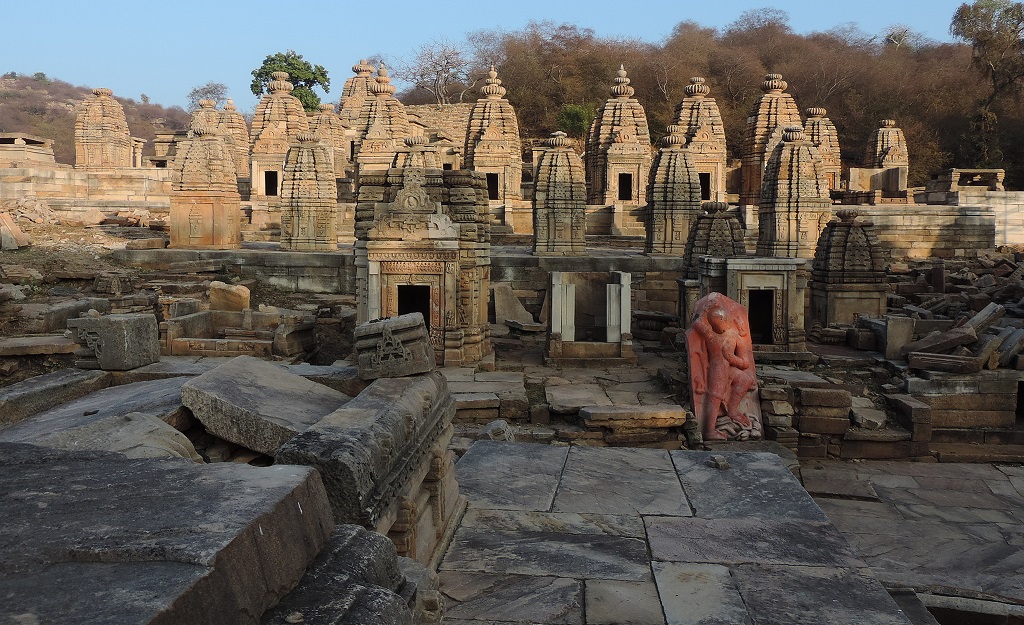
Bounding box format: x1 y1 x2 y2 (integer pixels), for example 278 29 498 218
586 578 666 625
441 526 651 581
875 485 1019 511
440 572 583 624
895 504 1020 525
546 384 612 414
449 381 526 394
455 392 501 409
1 377 187 441
474 371 526 383
0 367 111 427
182 355 350 455
0 442 334 624
731 564 914 625
456 441 568 511
554 446 691 516
802 471 878 501
460 508 646 539
670 451 828 521
653 562 747 625
645 516 864 567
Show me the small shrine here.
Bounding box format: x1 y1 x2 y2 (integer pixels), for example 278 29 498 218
249 72 310 201
644 126 702 256
464 66 523 208
810 208 887 326
280 132 337 251
532 132 586 256
756 126 833 259
740 74 802 212
672 77 728 202
804 107 842 191
168 121 240 249
353 158 491 367
585 65 652 227
353 65 411 176
310 103 349 178
74 88 132 169
220 99 251 180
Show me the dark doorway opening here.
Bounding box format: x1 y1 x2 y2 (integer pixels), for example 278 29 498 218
264 170 278 197
487 173 500 200
398 285 432 330
443 163 453 171
699 172 712 201
618 173 633 201
1016 382 1024 422
748 289 774 345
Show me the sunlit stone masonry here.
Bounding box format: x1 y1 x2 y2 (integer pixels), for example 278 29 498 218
353 65 411 176
810 207 887 326
74 87 132 169
280 132 337 251
220 99 250 179
338 59 376 127
585 65 652 227
756 126 833 259
168 121 240 249
464 65 523 208
533 131 587 256
249 71 309 201
740 73 802 212
804 107 842 191
673 76 729 202
354 146 492 366
309 103 349 178
644 125 702 256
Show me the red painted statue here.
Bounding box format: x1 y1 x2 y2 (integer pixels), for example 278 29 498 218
686 293 762 441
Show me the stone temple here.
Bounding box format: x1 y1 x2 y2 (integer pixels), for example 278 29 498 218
2 60 1024 625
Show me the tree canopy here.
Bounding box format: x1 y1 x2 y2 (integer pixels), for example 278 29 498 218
250 51 330 112
186 81 228 112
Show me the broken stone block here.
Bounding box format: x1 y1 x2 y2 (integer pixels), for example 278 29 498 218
0 334 78 357
794 387 852 408
182 355 350 456
851 406 887 430
0 212 29 249
208 281 250 311
67 313 160 371
492 283 534 326
354 312 435 380
124 238 166 250
481 419 516 441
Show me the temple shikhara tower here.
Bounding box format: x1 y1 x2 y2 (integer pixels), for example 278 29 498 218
280 132 337 251
741 74 802 211
644 126 702 255
464 66 523 207
74 88 132 169
168 121 240 249
585 66 652 221
810 208 887 325
338 59 376 127
673 77 728 202
803 107 841 191
756 126 833 258
249 72 309 201
310 103 349 178
353 65 411 175
533 132 587 256
220 99 251 179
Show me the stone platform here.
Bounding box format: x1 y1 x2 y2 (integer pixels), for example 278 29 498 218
443 441 914 624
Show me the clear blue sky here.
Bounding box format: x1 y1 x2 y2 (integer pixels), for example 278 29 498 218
1 0 965 112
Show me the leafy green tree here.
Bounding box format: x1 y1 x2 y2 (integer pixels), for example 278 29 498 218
250 51 330 112
556 103 595 139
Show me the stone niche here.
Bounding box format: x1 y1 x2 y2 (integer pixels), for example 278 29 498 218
696 257 807 354
354 166 491 367
547 271 636 365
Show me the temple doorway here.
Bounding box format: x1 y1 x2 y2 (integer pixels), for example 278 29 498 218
398 285 432 330
618 173 633 201
748 289 774 345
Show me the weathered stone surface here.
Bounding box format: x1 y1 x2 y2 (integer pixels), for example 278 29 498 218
586 66 652 210
455 441 568 511
731 564 914 625
276 372 452 527
645 126 701 255
280 133 338 252
851 406 887 430
458 508 646 539
795 386 852 407
0 334 76 356
354 312 435 380
646 516 863 567
670 451 828 521
741 74 802 209
553 446 691 516
534 132 586 255
0 443 334 624
579 404 688 425
67 313 160 371
75 87 131 168
169 121 241 250
653 562 746 625
440 572 583 624
493 283 534 325
182 355 349 455
208 280 250 311
262 524 414 625
546 383 612 414
586 578 666 625
0 368 111 427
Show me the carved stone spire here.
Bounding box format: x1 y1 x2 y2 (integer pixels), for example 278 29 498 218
585 65 651 210
803 107 841 190
481 65 507 99
682 201 745 278
610 65 635 98
673 77 728 202
220 99 250 177
74 87 132 168
534 132 587 256
864 118 909 168
464 64 522 202
280 130 337 251
645 126 701 256
740 73 802 209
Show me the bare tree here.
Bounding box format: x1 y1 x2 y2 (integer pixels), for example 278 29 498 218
396 38 481 105
186 81 228 111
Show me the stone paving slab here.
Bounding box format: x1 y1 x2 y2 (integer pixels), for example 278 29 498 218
0 442 334 624
732 564 913 625
0 368 111 427
440 572 583 624
460 508 646 539
0 334 77 356
553 446 691 516
546 384 612 414
585 579 665 625
652 562 746 625
645 516 864 567
441 526 651 581
456 441 568 511
671 451 828 521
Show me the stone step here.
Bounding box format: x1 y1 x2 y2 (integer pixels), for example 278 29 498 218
931 442 1024 463
0 335 78 356
0 368 112 427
